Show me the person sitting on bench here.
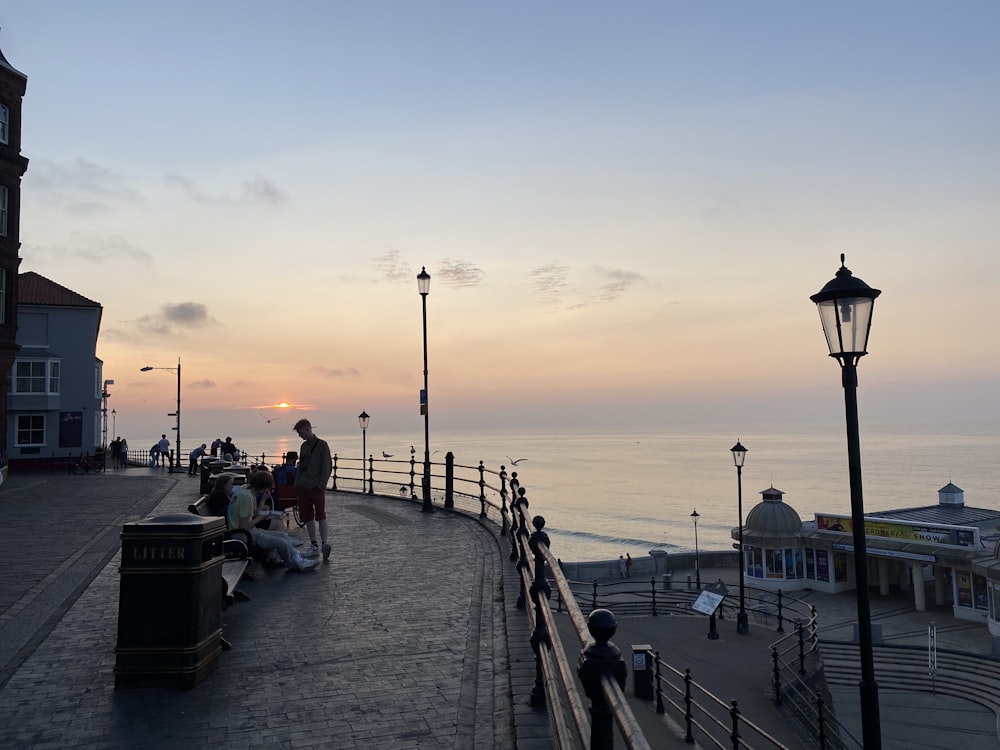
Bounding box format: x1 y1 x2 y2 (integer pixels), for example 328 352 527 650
228 470 319 572
207 473 236 517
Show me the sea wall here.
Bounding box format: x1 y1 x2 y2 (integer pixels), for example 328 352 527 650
557 549 738 582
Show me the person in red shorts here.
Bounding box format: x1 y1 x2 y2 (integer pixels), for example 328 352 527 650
293 418 334 561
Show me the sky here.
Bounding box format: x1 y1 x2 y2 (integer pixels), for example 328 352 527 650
2 1 998 442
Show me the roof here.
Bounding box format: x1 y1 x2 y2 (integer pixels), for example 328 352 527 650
868 504 1000 527
0 41 27 80
746 487 803 534
18 272 101 308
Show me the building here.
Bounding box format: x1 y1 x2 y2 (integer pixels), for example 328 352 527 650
6 272 105 471
0 37 30 471
733 483 1000 638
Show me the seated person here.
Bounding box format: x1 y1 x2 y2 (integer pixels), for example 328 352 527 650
252 468 286 532
228 470 319 572
207 473 236 517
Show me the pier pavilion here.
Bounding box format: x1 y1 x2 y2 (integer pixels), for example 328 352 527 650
732 482 1000 636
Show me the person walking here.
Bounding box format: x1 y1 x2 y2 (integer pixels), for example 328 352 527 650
293 419 333 561
109 437 121 469
188 443 208 476
119 437 128 469
157 434 170 467
618 555 627 578
626 553 633 578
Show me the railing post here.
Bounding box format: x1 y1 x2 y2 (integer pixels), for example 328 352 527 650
654 651 664 715
798 621 807 674
510 483 525 563
367 454 374 494
810 604 819 650
771 647 783 705
817 691 827 749
577 609 627 750
331 454 338 491
528 516 552 707
592 580 599 612
729 701 741 750
776 589 785 633
477 460 487 518
684 668 694 743
444 451 455 509
650 577 658 617
499 467 509 536
514 489 531 609
409 456 416 499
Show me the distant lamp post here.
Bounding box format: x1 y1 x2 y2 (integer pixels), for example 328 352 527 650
101 379 114 452
731 440 749 635
690 509 701 588
140 357 182 473
111 409 116 438
358 410 370 494
811 254 882 750
417 266 432 512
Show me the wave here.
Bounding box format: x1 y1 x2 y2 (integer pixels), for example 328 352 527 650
544 526 682 554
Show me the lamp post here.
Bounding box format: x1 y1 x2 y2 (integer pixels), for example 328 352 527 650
358 410 370 494
690 509 701 588
140 357 182 473
811 254 882 749
731 440 749 635
417 266 432 512
101 379 114 452
111 409 116 438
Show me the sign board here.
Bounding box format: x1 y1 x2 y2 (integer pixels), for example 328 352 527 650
692 589 724 616
815 513 980 549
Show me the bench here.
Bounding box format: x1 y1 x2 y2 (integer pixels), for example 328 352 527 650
188 495 253 611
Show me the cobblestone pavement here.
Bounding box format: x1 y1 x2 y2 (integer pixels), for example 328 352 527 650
0 472 520 749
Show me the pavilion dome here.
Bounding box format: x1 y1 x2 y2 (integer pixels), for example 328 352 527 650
745 486 803 533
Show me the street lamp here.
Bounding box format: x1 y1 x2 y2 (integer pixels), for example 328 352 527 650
417 266 432 512
811 253 882 749
140 357 182 473
358 410 370 494
731 440 749 635
101 379 114 452
690 509 701 588
111 409 116 438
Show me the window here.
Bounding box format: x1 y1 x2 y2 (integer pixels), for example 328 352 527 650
13 359 61 394
16 414 45 446
0 103 8 144
0 184 7 236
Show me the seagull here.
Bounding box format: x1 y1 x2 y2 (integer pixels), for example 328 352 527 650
506 456 527 465
410 445 416 454
259 413 281 424
382 451 393 458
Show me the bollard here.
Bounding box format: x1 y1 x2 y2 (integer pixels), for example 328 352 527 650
663 573 672 590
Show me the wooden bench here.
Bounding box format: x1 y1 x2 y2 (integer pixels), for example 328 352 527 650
188 495 253 611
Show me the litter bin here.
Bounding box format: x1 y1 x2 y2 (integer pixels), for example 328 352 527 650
200 459 228 494
631 644 654 700
115 513 225 689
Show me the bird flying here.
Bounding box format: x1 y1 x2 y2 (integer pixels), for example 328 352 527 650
259 413 281 424
506 456 527 465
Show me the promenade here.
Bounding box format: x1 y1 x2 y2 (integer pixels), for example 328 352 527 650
2 469 999 749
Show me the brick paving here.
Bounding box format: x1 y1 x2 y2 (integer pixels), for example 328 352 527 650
0 471 532 749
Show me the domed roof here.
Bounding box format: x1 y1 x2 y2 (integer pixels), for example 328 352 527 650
745 487 802 533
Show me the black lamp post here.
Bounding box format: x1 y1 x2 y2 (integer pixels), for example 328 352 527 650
811 253 882 749
417 266 432 512
731 440 749 635
140 357 181 472
690 509 701 588
358 410 370 494
101 379 114 452
111 409 116 438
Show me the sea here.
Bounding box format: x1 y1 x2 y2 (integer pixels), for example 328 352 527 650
136 421 1000 564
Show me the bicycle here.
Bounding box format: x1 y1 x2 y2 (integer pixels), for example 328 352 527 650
71 454 106 475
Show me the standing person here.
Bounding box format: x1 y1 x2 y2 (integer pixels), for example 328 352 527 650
210 438 222 458
618 555 627 579
119 437 129 470
109 437 121 469
626 553 633 578
188 443 208 476
157 434 170 467
221 436 239 462
228 470 319 572
293 419 333 561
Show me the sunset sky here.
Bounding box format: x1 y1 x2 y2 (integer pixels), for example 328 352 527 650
2 2 998 441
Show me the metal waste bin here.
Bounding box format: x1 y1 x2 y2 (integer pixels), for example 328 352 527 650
200 459 228 494
631 644 654 700
115 513 225 689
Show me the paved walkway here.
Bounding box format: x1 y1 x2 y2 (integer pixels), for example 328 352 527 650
0 471 531 749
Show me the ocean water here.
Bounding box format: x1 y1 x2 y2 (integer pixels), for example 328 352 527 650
143 421 1000 563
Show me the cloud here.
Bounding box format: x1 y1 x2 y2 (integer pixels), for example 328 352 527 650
164 173 287 205
438 259 485 289
595 267 644 302
374 249 412 284
135 302 216 336
24 232 153 266
311 366 360 378
189 379 217 389
25 159 144 214
529 263 570 304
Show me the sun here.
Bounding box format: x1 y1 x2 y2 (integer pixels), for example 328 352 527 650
277 402 290 408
